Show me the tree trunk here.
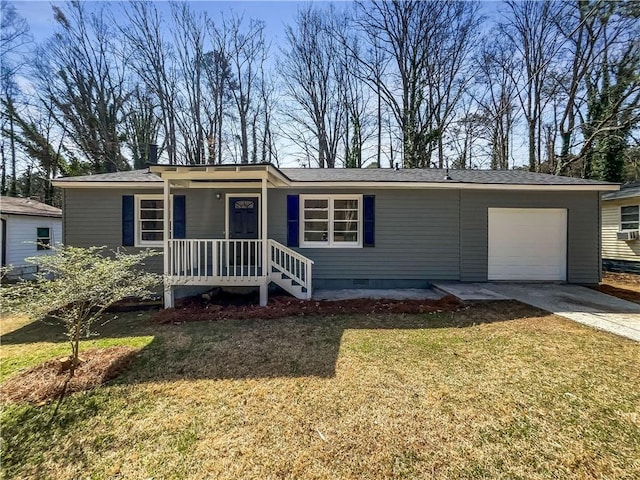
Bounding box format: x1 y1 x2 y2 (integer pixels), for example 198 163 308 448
9 111 17 196
528 118 536 172
376 85 382 168
1 142 6 195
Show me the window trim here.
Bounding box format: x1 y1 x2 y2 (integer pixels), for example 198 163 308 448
620 204 640 232
135 194 168 247
299 194 363 248
36 227 51 250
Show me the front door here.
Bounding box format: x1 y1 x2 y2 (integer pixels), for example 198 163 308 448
228 197 259 269
229 197 259 239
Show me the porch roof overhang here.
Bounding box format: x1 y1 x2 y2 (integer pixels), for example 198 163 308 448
149 163 290 188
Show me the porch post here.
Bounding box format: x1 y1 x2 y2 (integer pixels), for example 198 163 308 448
163 178 174 308
260 178 268 306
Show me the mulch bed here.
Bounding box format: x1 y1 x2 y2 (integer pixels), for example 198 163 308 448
591 272 640 303
153 294 462 324
591 284 640 303
0 347 139 404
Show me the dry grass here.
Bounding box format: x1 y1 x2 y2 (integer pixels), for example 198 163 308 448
1 302 639 479
602 271 640 288
0 314 32 336
593 272 640 304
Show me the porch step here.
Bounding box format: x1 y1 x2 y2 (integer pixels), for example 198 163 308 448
271 272 306 299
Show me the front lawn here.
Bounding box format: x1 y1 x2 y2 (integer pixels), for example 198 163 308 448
1 302 639 479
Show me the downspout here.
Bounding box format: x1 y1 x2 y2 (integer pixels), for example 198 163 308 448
598 192 602 283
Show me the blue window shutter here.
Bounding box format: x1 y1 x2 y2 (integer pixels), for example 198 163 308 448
173 195 186 239
122 195 135 246
287 195 299 247
363 195 375 247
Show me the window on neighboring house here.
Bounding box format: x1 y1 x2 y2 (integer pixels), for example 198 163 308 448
136 195 165 246
621 205 639 231
36 227 51 250
300 195 361 247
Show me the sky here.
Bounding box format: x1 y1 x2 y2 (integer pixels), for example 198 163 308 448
14 1 322 44
14 1 504 45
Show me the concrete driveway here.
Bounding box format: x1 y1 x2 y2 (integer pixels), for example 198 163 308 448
484 284 640 342
435 282 640 342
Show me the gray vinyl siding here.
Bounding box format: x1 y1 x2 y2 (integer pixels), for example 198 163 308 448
63 186 602 285
64 188 164 273
268 188 460 282
459 190 601 283
63 188 261 274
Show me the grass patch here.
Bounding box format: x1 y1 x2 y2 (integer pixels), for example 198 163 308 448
0 313 155 383
1 302 639 479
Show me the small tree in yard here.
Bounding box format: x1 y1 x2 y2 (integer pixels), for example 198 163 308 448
1 245 161 378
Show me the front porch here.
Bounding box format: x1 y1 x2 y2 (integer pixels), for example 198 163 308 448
151 164 313 307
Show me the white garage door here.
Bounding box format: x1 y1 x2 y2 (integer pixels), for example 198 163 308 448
488 208 567 281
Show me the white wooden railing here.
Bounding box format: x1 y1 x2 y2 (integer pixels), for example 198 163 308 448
167 238 314 298
169 239 263 283
268 239 314 298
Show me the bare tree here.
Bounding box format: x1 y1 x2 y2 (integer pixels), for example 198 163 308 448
0 0 30 195
356 0 479 168
124 86 161 168
500 0 563 172
0 76 19 195
474 40 520 170
329 12 374 168
426 1 480 168
122 0 178 164
171 2 208 164
202 47 234 164
0 0 30 84
220 15 267 164
259 67 278 164
281 5 346 168
35 1 130 173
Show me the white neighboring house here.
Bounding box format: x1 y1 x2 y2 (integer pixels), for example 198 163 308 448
0 196 62 279
601 182 640 274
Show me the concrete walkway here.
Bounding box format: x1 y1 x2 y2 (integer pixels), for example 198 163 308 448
435 282 640 342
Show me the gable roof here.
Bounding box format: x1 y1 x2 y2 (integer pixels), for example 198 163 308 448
0 196 62 218
51 165 618 190
53 169 162 183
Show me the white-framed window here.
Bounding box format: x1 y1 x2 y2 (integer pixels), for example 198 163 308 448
621 205 639 231
135 195 165 246
300 194 362 248
36 227 51 250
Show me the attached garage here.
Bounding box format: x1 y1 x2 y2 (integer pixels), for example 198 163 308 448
488 208 567 281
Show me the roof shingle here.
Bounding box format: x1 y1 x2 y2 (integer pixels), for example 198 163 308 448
0 196 62 217
53 165 617 187
602 182 640 201
55 169 162 182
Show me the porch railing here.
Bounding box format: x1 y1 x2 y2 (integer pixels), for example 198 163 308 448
268 239 313 299
168 239 263 282
167 238 314 298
